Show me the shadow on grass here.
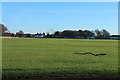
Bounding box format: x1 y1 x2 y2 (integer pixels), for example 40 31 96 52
2 68 119 80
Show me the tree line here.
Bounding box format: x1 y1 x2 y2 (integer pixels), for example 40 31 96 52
0 23 110 39
47 29 110 39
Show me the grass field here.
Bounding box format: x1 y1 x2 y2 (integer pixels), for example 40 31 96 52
2 38 118 79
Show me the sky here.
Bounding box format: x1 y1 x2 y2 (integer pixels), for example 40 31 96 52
1 0 119 2
2 2 118 35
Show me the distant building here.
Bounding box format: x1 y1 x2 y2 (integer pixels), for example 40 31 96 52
2 32 12 37
110 35 120 40
21 33 45 38
87 37 95 39
34 34 43 38
75 36 84 39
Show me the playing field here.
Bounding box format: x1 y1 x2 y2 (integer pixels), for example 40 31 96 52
2 38 118 79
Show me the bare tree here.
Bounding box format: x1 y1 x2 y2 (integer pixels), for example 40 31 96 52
0 24 8 36
101 29 110 39
94 29 102 39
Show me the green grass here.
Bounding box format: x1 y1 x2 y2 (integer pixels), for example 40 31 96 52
2 38 118 79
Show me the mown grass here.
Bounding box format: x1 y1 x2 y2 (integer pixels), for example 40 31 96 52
2 38 118 79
